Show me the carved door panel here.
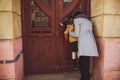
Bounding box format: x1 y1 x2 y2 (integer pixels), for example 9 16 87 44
22 0 90 74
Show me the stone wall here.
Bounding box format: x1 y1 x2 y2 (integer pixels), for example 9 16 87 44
0 0 23 80
91 0 120 80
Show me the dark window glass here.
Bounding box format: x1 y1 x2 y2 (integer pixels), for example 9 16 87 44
31 0 50 28
63 0 73 8
42 0 51 7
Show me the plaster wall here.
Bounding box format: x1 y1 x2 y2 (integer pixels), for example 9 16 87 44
0 0 23 80
91 0 120 80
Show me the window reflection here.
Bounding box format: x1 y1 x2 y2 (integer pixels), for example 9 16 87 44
63 3 81 26
31 0 50 28
64 0 73 8
42 0 51 7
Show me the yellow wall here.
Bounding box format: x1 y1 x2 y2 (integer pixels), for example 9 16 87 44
0 0 21 39
91 0 120 37
91 0 120 80
0 0 23 80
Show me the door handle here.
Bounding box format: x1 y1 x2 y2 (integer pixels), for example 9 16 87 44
59 22 64 27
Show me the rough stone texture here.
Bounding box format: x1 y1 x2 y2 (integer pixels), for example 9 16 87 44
91 0 104 17
104 0 120 14
103 39 120 80
0 12 21 39
91 0 120 17
0 0 20 15
91 16 103 37
0 12 13 39
91 15 120 37
14 38 23 80
13 13 21 39
0 0 21 39
0 0 23 80
0 38 23 80
90 0 120 79
0 40 15 79
12 0 21 15
93 38 120 80
91 0 120 37
103 15 120 37
0 0 12 11
92 38 105 80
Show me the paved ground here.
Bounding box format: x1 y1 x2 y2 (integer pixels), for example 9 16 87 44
24 71 81 80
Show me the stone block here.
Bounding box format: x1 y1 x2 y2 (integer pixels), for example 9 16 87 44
0 40 15 79
91 0 120 17
13 14 21 39
0 12 13 39
0 12 21 39
103 15 120 37
0 38 23 80
93 38 120 80
13 38 23 80
91 15 120 37
91 0 104 17
91 16 104 37
104 0 120 14
0 0 12 11
0 0 21 15
103 38 120 80
12 0 21 15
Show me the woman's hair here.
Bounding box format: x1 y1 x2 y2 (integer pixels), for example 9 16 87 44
73 11 88 19
73 12 83 18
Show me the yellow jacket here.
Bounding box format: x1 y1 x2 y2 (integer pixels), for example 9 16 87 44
64 24 78 43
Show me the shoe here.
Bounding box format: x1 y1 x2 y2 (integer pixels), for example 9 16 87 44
74 67 78 70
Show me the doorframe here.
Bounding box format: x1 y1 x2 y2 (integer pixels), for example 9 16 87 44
21 0 91 74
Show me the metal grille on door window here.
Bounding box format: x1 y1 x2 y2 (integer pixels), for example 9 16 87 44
31 0 51 28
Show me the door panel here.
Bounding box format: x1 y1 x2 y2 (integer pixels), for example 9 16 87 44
22 0 90 74
26 37 58 73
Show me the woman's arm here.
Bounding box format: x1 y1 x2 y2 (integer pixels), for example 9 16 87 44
69 19 81 37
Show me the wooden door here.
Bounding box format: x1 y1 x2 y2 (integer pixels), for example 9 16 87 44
21 0 90 74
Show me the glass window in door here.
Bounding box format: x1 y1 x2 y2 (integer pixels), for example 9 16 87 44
31 0 51 28
63 0 73 8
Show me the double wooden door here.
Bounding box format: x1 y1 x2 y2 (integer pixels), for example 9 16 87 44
22 0 90 74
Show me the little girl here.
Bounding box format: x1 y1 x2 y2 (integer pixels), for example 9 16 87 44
64 16 78 70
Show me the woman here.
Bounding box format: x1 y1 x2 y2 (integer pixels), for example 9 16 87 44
69 12 99 80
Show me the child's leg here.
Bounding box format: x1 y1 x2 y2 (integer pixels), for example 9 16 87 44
72 52 78 70
75 52 79 68
72 52 76 60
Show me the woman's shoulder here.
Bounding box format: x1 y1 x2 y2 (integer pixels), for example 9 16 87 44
75 18 91 24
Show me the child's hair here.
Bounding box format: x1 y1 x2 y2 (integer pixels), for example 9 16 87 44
67 16 73 24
